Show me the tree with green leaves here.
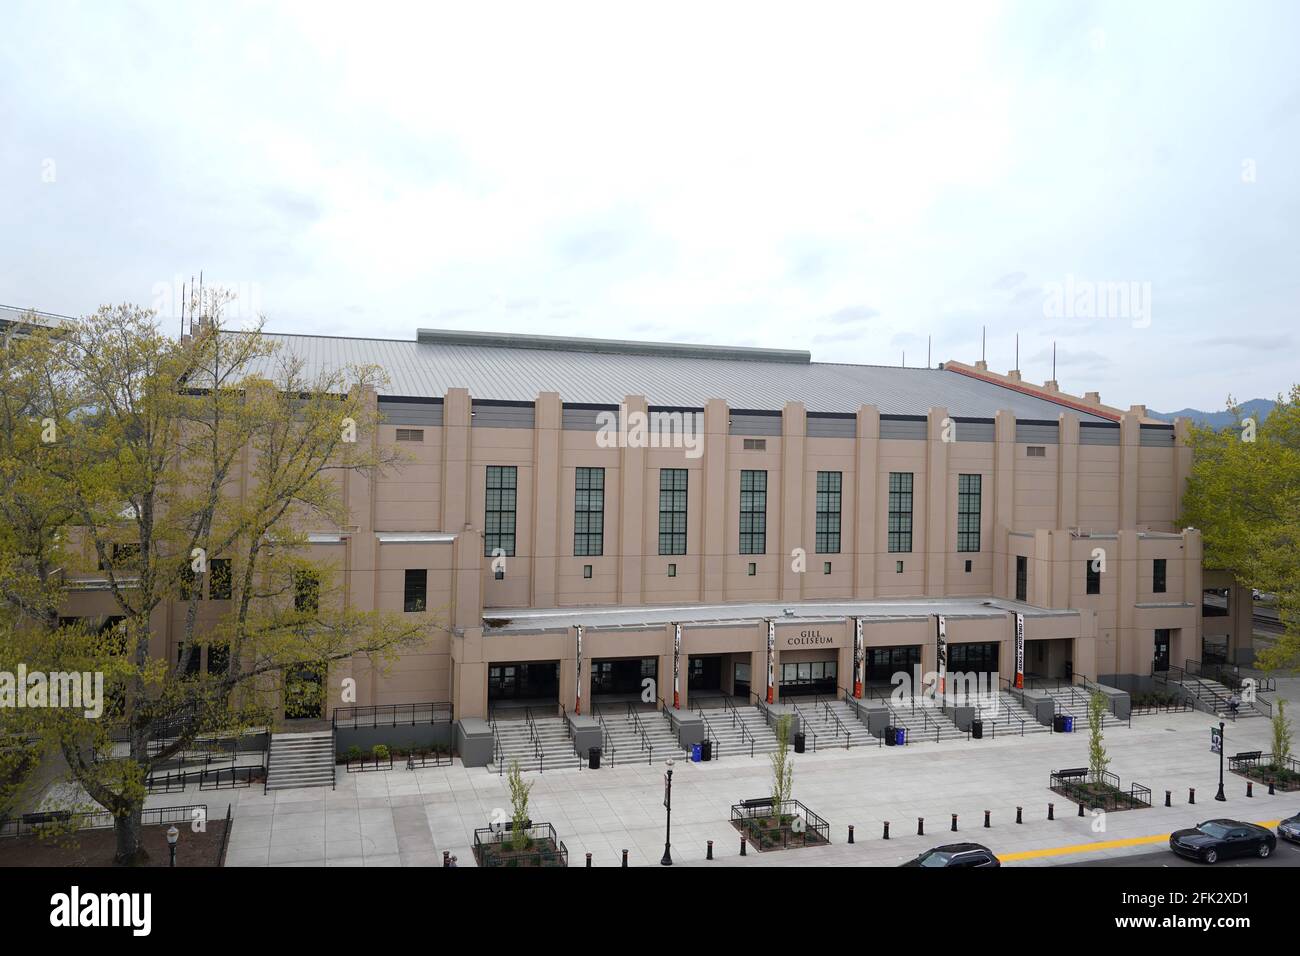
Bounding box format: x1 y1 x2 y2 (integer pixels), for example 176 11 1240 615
506 757 533 852
1087 691 1110 783
0 297 435 863
1271 698 1292 768
770 714 794 812
1181 387 1300 672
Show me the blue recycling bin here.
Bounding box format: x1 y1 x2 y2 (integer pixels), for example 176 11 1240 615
1062 715 1074 733
895 727 907 746
691 743 702 762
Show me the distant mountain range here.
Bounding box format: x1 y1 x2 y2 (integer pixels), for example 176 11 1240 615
1148 398 1277 428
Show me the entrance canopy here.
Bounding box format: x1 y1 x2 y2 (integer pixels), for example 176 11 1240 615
482 596 1076 635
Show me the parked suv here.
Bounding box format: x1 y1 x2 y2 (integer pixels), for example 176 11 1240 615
901 843 1000 867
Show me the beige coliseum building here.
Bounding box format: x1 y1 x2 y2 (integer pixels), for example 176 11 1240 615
59 325 1255 741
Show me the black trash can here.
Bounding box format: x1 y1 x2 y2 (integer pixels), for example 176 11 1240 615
588 746 602 770
700 739 713 762
884 725 897 746
794 732 806 754
1052 715 1065 733
971 719 984 739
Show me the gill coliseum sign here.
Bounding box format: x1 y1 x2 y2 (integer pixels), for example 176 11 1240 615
777 626 845 649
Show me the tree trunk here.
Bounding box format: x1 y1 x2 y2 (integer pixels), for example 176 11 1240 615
113 805 149 866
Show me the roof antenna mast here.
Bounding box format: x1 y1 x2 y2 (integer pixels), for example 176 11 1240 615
1015 333 1019 371
927 335 931 368
981 326 986 363
1053 341 1057 381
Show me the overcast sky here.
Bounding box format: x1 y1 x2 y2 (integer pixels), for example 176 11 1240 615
2 1 1297 411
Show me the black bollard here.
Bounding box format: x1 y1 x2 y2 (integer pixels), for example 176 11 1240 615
706 840 713 860
1189 787 1195 805
1048 802 1055 820
1078 801 1085 817
1016 806 1023 825
585 853 592 868
848 825 855 844
1247 782 1253 798
1165 790 1171 808
442 850 450 868
917 817 925 836
740 837 747 857
883 821 890 840
984 810 991 829
622 849 628 867
1269 780 1276 796
951 813 958 833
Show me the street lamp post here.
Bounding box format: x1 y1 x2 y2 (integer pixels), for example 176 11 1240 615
1215 721 1227 802
661 759 674 866
166 825 179 867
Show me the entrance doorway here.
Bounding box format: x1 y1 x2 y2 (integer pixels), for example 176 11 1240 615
283 664 325 719
1201 632 1228 667
734 662 751 701
688 655 722 692
1154 629 1171 671
865 645 921 685
779 660 837 697
592 657 657 698
488 661 560 705
948 642 998 675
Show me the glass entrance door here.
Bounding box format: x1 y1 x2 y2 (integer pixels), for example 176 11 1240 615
1154 629 1171 672
488 661 560 702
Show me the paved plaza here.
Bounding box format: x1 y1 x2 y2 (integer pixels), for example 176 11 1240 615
163 679 1300 868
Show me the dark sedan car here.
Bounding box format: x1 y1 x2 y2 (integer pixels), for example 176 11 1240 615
1278 813 1300 844
901 843 1001 867
1169 819 1276 864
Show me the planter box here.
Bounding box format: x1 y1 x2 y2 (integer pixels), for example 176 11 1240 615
472 822 567 867
729 799 831 852
344 755 394 773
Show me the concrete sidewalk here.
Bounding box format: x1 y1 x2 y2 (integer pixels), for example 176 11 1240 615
184 686 1300 866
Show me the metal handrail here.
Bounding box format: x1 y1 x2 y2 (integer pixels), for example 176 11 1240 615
721 695 757 755
591 701 616 755
786 700 817 751
696 709 721 761
812 694 853 749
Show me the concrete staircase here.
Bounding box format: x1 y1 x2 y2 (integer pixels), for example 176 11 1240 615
973 692 1053 737
1177 676 1269 720
792 699 864 750
266 731 335 791
693 702 780 758
489 716 578 773
1039 686 1126 729
599 706 685 764
884 697 967 743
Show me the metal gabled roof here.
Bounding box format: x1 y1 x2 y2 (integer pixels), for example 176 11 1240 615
234 329 1112 422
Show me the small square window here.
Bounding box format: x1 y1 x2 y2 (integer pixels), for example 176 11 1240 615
494 568 504 581
823 562 832 575
748 562 757 576
583 564 592 579
896 561 904 573
668 564 676 577
395 428 424 442
964 560 972 573
1026 445 1045 457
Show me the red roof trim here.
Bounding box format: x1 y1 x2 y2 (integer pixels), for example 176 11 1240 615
943 365 1122 423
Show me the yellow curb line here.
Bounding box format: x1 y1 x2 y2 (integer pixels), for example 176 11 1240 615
998 820 1282 862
